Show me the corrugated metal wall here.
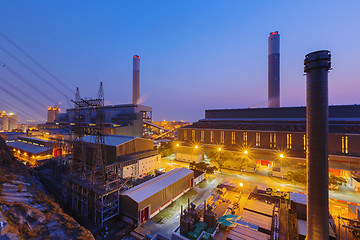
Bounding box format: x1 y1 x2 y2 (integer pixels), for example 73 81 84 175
120 171 194 221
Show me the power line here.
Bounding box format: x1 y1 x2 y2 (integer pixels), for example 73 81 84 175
12 0 104 86
0 46 68 100
0 97 38 121
0 75 48 108
0 31 75 95
0 60 58 105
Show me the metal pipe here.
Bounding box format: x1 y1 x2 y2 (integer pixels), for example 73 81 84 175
304 50 331 240
132 55 140 104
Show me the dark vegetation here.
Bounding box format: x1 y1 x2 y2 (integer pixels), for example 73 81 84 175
0 136 95 240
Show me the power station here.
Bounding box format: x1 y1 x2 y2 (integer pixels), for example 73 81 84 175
268 31 280 108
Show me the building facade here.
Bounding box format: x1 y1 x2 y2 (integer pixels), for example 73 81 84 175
0 111 18 131
177 105 360 175
41 104 152 138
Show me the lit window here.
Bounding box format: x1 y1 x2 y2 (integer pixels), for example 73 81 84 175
243 132 248 146
201 131 204 142
342 136 348 154
231 132 236 144
192 130 195 141
273 133 276 148
210 131 214 143
303 134 306 151
220 131 224 144
286 133 292 149
270 133 272 148
184 130 187 140
256 133 260 147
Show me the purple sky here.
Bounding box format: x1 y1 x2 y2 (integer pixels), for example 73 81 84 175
0 1 359 122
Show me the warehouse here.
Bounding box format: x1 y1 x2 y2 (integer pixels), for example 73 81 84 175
120 168 194 225
82 135 160 178
7 140 52 163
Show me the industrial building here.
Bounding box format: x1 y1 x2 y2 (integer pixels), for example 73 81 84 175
177 105 360 175
47 106 60 123
61 132 160 227
47 104 152 138
39 55 153 138
81 134 160 179
6 137 52 162
120 168 194 225
0 111 18 131
0 132 26 141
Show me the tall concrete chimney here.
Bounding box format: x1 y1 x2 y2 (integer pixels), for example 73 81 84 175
304 50 331 239
268 31 280 108
133 55 140 105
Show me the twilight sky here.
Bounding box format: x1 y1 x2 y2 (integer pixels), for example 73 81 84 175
0 0 359 122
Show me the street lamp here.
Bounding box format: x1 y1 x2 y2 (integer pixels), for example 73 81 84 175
195 145 199 149
280 153 284 158
218 147 222 151
244 150 248 155
237 182 244 204
176 143 180 147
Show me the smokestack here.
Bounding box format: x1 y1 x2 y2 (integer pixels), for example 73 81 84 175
268 31 280 108
304 50 331 239
132 55 140 105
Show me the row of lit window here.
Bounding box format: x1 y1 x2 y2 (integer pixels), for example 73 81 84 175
183 130 350 153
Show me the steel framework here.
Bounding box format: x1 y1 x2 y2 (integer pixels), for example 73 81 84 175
63 82 126 227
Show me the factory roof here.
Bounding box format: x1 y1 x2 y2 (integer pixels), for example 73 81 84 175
243 199 274 217
0 132 25 135
228 224 269 240
290 192 307 205
240 209 273 231
205 105 360 119
82 135 136 147
19 137 52 143
40 128 71 135
7 141 51 154
66 104 152 112
121 168 193 203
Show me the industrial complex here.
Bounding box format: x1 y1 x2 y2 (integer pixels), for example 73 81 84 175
1 29 360 240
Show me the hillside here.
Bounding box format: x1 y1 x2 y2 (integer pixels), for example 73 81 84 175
0 136 95 240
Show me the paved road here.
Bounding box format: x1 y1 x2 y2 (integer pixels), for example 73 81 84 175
161 157 360 204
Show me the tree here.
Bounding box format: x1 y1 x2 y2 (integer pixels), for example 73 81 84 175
209 149 226 173
284 170 348 189
329 173 347 190
284 169 307 184
157 142 173 157
231 153 250 172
